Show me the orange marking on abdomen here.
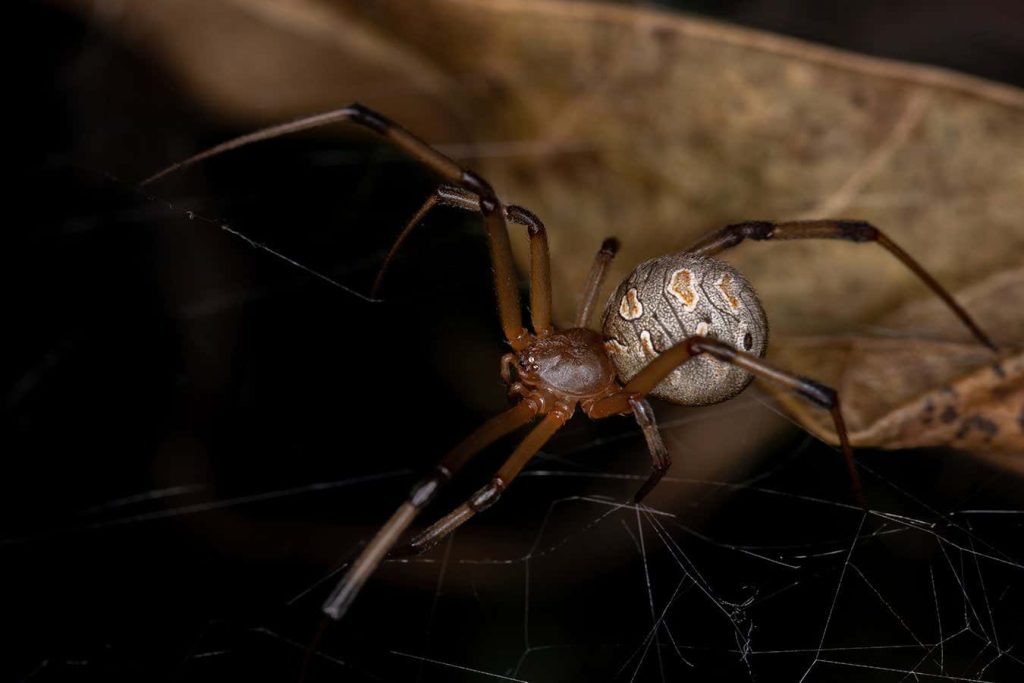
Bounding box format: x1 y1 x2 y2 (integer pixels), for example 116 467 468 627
717 272 740 309
639 330 658 357
604 337 629 356
619 288 644 320
668 269 698 310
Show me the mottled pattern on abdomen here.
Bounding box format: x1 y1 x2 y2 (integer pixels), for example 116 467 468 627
601 254 768 406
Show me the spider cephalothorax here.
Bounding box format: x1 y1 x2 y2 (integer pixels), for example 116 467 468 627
507 327 619 413
143 103 997 622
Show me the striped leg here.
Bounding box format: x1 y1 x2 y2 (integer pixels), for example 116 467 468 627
322 402 536 620
392 410 570 557
373 185 554 336
576 238 620 329
686 219 996 350
589 336 864 506
143 104 532 349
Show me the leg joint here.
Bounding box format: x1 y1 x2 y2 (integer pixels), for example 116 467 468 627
599 237 621 256
835 220 878 242
628 396 656 426
436 184 479 211
727 220 774 241
796 378 838 408
345 102 390 133
507 205 545 237
469 478 506 512
409 470 448 508
461 170 496 204
690 336 734 360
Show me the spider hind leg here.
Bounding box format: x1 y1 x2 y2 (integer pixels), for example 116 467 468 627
589 336 866 507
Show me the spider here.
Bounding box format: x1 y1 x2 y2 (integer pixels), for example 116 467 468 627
143 103 996 622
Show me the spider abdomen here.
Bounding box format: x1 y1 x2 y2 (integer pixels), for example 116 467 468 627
601 254 768 406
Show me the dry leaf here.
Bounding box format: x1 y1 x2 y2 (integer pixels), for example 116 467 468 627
68 0 1024 454
766 269 1024 465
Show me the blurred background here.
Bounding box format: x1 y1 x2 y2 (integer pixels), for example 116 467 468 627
9 1 1024 681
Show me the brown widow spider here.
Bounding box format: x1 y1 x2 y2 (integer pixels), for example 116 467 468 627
143 103 997 622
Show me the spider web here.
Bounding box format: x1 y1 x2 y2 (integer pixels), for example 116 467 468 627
8 313 1023 683
280 439 1024 682
11 6 1024 678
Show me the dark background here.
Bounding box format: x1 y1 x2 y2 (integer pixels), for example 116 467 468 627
8 1 1024 681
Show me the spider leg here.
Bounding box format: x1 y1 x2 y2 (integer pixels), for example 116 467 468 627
576 238 620 329
392 410 571 557
372 184 554 335
322 402 537 620
588 336 864 506
142 104 531 349
509 204 554 336
371 190 442 296
628 397 671 503
685 219 997 350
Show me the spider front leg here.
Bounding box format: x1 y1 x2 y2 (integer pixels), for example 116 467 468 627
373 184 554 336
686 219 997 350
322 402 537 620
142 104 534 348
589 336 864 506
577 237 620 329
392 410 571 557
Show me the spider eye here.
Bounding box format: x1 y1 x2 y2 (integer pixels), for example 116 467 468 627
743 332 753 350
